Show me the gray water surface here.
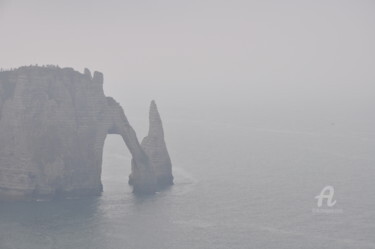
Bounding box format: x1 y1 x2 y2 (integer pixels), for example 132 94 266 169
1 118 374 249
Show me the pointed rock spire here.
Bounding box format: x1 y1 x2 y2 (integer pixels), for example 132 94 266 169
148 100 164 137
141 100 173 187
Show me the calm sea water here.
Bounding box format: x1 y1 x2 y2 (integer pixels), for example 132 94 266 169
1 114 374 249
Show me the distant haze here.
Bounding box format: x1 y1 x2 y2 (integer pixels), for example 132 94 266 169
1 2 375 247
0 0 374 132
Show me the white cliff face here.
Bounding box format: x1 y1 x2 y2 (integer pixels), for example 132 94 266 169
0 66 171 200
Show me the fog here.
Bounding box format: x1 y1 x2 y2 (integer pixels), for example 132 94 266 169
1 0 374 134
1 1 375 248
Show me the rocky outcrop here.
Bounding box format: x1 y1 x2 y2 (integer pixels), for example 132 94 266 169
0 66 172 200
138 101 173 187
106 97 157 194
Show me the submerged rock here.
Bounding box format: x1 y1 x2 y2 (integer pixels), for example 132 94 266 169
0 66 172 200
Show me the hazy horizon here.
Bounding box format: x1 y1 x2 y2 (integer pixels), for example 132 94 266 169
1 1 375 248
1 0 374 117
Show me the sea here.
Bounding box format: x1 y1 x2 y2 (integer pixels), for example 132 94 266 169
0 104 374 249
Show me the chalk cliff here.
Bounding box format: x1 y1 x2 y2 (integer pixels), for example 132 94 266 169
0 66 172 200
140 101 173 186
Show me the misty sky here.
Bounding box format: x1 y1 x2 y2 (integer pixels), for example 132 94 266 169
0 0 374 129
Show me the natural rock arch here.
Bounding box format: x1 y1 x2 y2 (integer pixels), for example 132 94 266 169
0 66 173 200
